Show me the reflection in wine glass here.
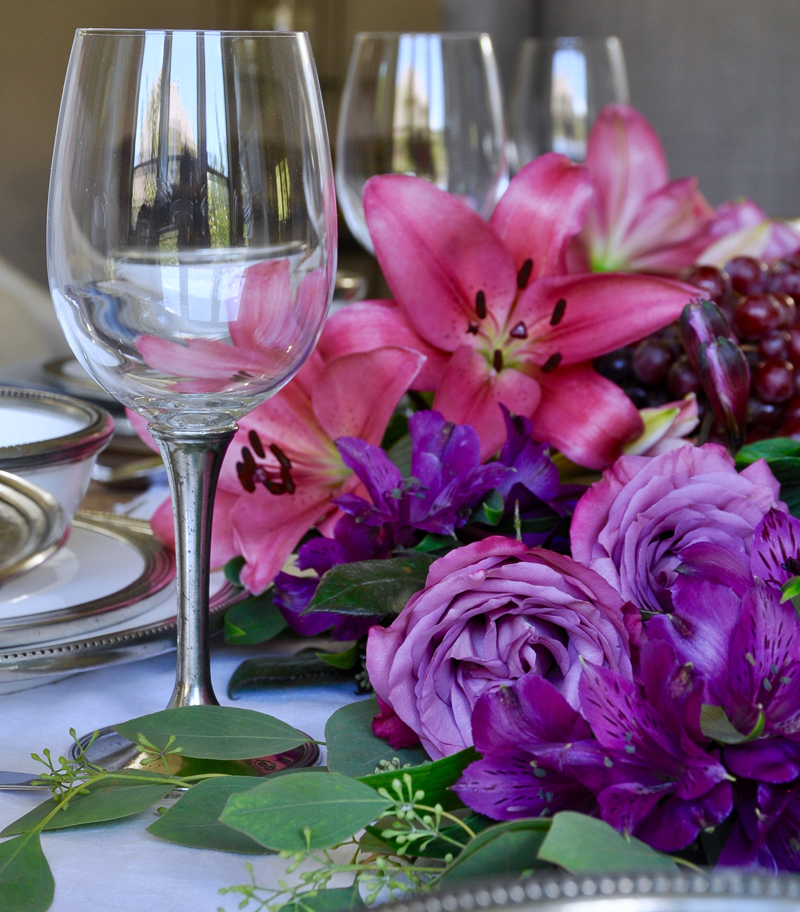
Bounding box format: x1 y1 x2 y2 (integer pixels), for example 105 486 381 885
48 29 336 767
509 36 629 169
336 32 508 253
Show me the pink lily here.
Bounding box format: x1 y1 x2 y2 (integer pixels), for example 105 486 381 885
328 154 698 468
136 259 329 393
576 104 716 274
134 333 425 594
696 200 800 267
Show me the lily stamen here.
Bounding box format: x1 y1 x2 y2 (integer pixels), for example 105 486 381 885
550 298 567 326
542 353 562 373
517 258 534 289
493 349 504 372
475 290 487 320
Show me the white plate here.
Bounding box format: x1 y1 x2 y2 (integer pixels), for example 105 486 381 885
0 512 174 648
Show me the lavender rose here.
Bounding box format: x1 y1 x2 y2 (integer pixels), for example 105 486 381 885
366 537 632 760
570 442 785 615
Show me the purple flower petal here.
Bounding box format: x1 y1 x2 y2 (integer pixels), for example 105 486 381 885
751 507 800 590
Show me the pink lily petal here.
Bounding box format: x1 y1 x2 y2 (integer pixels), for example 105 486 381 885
150 487 239 569
489 153 593 280
363 174 518 348
697 221 775 267
125 408 158 452
232 484 343 594
317 301 449 390
531 363 643 469
229 259 292 349
515 273 698 365
763 219 800 260
312 346 426 443
432 345 542 459
584 104 669 259
612 177 714 273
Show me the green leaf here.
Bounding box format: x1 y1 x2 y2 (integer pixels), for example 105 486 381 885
280 884 365 912
316 644 359 670
228 652 354 698
441 818 551 883
413 533 457 554
381 412 410 452
224 593 288 645
147 776 270 854
537 811 678 873
780 484 800 519
114 706 310 760
220 771 391 851
0 832 54 912
736 437 800 467
781 575 800 604
304 554 433 619
700 704 765 744
358 747 478 811
1 771 174 836
224 556 247 587
325 698 429 777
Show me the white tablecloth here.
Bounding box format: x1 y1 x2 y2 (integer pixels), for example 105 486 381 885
0 644 360 911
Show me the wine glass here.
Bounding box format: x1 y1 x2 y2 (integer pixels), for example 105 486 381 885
336 32 507 253
48 29 336 767
508 36 629 169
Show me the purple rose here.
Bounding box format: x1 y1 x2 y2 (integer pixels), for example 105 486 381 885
570 443 784 615
366 536 632 760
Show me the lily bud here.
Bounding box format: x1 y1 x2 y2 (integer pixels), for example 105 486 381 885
697 337 751 452
679 299 734 360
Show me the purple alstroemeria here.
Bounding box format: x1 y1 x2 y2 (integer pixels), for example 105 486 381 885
273 514 386 640
577 641 733 852
678 300 750 452
454 673 601 820
720 780 800 872
751 508 800 590
334 410 509 545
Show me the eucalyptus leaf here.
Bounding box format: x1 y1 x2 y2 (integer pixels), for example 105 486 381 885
280 884 365 912
325 698 429 777
220 771 391 851
147 776 270 854
358 747 478 811
224 593 288 645
537 811 678 873
304 554 433 619
1 771 174 836
0 832 54 912
228 652 354 698
224 556 246 587
114 706 310 760
441 818 551 883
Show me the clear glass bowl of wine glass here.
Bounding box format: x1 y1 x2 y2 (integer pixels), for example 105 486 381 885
336 32 508 253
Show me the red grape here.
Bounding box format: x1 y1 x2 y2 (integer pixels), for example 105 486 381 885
773 292 798 328
725 256 768 295
748 398 783 431
667 356 700 398
787 327 800 364
759 330 790 362
632 339 674 385
753 360 795 403
732 294 781 339
681 265 728 303
769 260 800 297
782 394 800 425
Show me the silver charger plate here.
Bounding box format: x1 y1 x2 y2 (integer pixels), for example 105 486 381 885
0 511 175 649
0 470 67 583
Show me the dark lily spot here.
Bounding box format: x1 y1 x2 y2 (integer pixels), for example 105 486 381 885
510 321 527 339
248 429 265 459
270 443 292 470
467 322 479 334
517 258 534 289
493 349 504 372
541 352 562 373
476 290 487 320
550 298 567 326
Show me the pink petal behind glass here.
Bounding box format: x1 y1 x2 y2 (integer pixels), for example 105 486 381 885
363 174 518 348
489 153 593 280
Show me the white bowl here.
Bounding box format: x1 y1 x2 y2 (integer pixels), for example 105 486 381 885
0 386 114 524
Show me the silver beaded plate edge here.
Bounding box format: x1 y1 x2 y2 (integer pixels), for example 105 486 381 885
0 513 245 692
386 871 800 912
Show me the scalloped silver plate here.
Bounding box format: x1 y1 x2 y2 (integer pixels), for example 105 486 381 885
384 871 800 912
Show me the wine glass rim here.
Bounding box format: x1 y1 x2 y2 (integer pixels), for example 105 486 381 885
75 28 309 38
519 35 622 46
354 31 491 40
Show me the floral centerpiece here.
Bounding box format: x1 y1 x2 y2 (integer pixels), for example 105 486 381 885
8 104 800 912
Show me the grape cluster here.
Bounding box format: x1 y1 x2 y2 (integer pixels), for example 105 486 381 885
594 254 800 441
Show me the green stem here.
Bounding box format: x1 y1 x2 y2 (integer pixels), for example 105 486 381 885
414 804 477 839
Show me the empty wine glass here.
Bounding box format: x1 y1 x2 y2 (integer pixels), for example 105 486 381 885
336 32 507 253
48 29 336 766
508 36 629 169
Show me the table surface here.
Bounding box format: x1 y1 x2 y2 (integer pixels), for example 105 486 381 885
0 477 362 912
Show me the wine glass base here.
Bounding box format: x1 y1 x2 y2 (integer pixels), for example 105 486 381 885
68 726 320 775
